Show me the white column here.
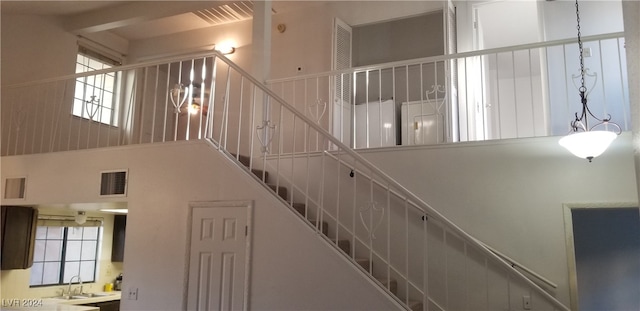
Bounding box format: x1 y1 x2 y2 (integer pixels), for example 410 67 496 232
622 1 640 202
251 0 273 157
251 0 272 82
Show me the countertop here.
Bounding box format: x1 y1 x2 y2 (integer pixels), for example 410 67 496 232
1 292 120 311
46 292 121 306
1 304 98 311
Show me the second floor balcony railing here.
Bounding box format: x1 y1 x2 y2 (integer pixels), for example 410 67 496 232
0 32 628 157
267 32 629 150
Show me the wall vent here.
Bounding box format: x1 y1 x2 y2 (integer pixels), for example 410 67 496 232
100 170 128 196
4 177 26 199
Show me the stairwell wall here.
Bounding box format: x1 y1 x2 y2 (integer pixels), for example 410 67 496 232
0 141 402 311
260 133 637 309
357 133 637 308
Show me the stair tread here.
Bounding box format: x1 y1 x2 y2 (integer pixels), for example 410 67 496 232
251 169 268 181
267 184 288 200
407 300 423 311
374 277 398 295
307 219 329 235
234 154 251 167
374 277 397 285
331 239 351 255
355 258 371 272
292 203 306 216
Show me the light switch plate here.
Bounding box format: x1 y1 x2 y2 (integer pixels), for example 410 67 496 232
523 295 531 310
128 287 138 300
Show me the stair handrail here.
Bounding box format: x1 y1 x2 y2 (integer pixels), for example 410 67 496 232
211 52 570 311
481 242 559 289
321 150 560 291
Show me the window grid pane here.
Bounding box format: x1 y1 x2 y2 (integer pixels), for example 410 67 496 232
73 52 118 126
63 261 80 283
30 226 101 287
44 240 62 261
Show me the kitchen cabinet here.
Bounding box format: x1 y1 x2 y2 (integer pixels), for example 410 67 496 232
111 215 126 262
83 299 120 311
1 205 38 270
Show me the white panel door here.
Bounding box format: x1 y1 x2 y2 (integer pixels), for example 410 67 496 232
187 203 250 311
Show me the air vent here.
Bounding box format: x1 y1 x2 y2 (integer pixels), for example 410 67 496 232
4 177 26 199
193 1 276 26
100 170 127 196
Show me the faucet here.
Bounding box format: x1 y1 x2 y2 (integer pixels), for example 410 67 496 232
67 275 83 296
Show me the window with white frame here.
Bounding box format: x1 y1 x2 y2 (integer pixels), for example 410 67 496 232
73 47 119 126
30 225 101 287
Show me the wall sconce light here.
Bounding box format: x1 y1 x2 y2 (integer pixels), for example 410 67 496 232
75 211 87 225
188 101 200 115
188 98 208 115
214 45 235 55
558 0 621 162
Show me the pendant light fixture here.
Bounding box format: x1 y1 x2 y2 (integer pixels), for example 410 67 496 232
558 0 621 162
75 211 87 225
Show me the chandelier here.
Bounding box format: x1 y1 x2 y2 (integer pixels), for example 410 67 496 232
558 0 621 162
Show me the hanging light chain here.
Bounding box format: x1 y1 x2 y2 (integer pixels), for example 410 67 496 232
570 0 615 131
575 0 586 93
571 0 588 131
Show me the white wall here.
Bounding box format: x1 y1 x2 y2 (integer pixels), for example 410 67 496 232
0 14 77 85
455 0 624 52
330 1 443 27
270 2 333 79
541 0 624 41
0 141 402 311
356 133 637 308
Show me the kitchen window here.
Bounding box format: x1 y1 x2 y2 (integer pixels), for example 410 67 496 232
29 225 101 287
72 47 120 126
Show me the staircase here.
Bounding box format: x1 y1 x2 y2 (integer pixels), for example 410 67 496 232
235 154 423 311
3 48 571 311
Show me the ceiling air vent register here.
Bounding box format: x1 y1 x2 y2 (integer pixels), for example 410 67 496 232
100 170 128 196
193 1 277 26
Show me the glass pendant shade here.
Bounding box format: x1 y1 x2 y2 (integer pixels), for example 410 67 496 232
75 211 87 224
559 131 617 161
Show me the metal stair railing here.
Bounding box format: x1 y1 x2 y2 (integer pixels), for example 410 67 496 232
2 49 570 311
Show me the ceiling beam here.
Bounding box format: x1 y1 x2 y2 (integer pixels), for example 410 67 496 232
64 1 239 34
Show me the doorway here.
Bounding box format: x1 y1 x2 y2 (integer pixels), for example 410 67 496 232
564 204 640 311
186 201 252 311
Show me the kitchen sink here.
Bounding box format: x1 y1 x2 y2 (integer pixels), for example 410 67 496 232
51 295 85 300
78 293 115 298
52 292 116 300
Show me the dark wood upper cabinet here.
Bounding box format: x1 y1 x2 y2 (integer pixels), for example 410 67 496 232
111 215 126 262
1 206 38 270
